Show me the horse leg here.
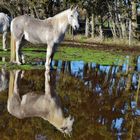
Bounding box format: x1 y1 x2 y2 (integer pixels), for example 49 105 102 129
50 44 58 69
16 40 22 65
7 70 22 119
45 70 51 94
2 32 7 51
45 44 53 71
21 54 25 64
19 45 25 64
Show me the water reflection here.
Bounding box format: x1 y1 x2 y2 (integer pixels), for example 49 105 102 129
0 56 140 139
0 68 8 92
7 70 74 135
52 58 140 139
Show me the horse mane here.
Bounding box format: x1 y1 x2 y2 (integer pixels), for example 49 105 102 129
53 9 70 19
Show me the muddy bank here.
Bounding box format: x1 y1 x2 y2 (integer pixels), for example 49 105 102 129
62 39 140 55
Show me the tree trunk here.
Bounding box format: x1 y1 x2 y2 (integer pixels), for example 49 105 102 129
99 16 103 39
99 25 103 40
91 14 95 38
129 19 132 46
110 20 117 39
120 22 126 38
131 1 137 37
33 6 39 19
85 16 90 37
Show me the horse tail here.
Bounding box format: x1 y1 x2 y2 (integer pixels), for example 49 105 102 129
10 32 16 62
8 70 15 98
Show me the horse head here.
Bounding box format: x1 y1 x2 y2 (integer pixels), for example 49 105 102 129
59 115 75 136
68 6 79 31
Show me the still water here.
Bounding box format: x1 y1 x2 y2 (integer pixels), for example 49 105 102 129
0 57 140 140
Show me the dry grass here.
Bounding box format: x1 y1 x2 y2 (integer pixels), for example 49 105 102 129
65 34 140 47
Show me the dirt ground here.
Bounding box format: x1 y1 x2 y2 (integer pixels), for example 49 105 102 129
62 39 140 55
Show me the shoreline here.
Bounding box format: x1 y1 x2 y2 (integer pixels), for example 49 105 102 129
62 38 140 55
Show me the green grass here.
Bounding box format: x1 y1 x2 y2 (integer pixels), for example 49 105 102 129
0 39 133 70
55 47 125 65
23 46 125 65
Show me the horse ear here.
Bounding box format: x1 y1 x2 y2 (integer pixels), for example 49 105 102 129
70 5 74 10
70 5 78 11
74 5 78 10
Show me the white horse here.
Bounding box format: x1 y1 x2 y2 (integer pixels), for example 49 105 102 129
10 6 79 71
7 70 74 135
0 12 10 51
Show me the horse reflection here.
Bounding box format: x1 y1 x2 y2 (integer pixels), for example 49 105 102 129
0 68 8 92
7 70 74 135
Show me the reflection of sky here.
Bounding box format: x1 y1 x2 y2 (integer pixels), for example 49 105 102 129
1 56 140 139
131 101 140 116
71 61 84 76
98 65 110 73
112 118 123 140
54 59 140 92
137 56 140 72
131 101 137 109
112 118 123 131
135 109 140 116
54 55 140 74
52 57 140 139
59 59 140 137
122 56 129 73
38 55 140 75
132 73 138 89
68 61 119 76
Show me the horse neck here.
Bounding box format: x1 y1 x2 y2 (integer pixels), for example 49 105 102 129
53 10 70 34
44 107 65 130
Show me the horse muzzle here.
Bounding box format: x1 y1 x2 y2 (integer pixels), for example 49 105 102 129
74 25 79 31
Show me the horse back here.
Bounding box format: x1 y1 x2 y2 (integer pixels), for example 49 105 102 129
11 15 52 44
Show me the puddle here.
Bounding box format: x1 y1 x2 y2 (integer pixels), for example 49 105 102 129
0 56 140 139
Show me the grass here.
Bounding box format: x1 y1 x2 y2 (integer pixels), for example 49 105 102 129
0 45 126 70
23 46 125 65
55 47 125 65
0 39 135 70
101 37 140 47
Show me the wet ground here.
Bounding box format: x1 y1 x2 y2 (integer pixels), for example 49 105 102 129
0 53 140 140
63 39 140 55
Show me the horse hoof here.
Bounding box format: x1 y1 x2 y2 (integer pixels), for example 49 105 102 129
22 61 25 65
3 49 7 51
22 59 25 64
17 62 22 65
10 61 17 64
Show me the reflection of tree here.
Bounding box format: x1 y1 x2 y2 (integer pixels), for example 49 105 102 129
60 61 72 75
57 58 140 139
0 57 140 139
135 74 140 104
